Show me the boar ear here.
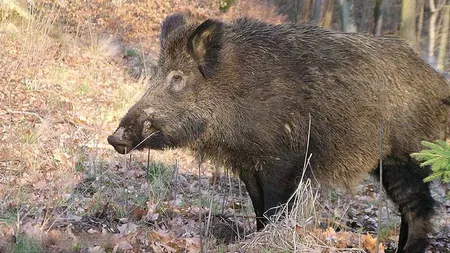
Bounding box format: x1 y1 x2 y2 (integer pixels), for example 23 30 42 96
160 13 189 46
187 19 224 78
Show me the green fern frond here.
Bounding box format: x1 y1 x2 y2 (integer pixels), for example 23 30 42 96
424 171 444 183
411 140 450 184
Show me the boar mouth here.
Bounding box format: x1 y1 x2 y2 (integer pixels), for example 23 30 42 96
107 135 133 154
108 130 171 154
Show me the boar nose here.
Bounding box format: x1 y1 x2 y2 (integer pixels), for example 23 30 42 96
107 135 133 154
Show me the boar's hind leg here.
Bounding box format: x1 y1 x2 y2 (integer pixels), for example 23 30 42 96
373 155 435 253
239 170 265 230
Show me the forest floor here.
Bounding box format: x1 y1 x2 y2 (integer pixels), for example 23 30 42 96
1 5 450 253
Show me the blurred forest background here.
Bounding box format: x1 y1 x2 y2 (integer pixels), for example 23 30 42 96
30 0 450 73
1 0 449 252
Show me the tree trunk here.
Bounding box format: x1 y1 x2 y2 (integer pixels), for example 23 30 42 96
294 0 304 23
321 0 334 28
312 0 322 22
429 0 438 64
373 0 386 35
338 0 357 32
301 0 312 22
437 3 449 71
416 0 425 53
400 0 417 48
428 0 446 65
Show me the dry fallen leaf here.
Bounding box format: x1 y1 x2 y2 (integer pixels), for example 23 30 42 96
183 237 201 253
48 229 60 240
295 224 303 235
112 240 133 252
130 205 147 221
52 149 72 168
149 230 172 244
87 228 99 234
363 233 385 253
150 241 176 253
88 246 106 253
32 180 48 190
117 222 138 235
73 112 87 124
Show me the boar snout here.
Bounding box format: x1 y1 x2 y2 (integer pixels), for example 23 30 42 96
107 133 133 154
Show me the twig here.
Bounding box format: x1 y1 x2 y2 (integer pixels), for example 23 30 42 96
129 131 159 153
140 41 148 77
204 163 218 249
2 110 44 121
238 178 248 240
171 159 179 200
228 171 240 241
303 113 312 170
376 120 384 253
146 149 151 179
205 213 256 219
197 159 204 253
358 232 362 252
220 169 230 215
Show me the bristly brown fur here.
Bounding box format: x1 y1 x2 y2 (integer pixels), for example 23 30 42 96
109 14 450 253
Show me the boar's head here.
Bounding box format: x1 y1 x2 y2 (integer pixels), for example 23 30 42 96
108 14 228 154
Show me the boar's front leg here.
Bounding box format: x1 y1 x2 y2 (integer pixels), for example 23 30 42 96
239 169 265 230
258 167 299 223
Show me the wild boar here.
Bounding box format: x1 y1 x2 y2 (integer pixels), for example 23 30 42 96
108 13 450 253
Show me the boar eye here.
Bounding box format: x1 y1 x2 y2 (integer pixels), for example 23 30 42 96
170 74 186 92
